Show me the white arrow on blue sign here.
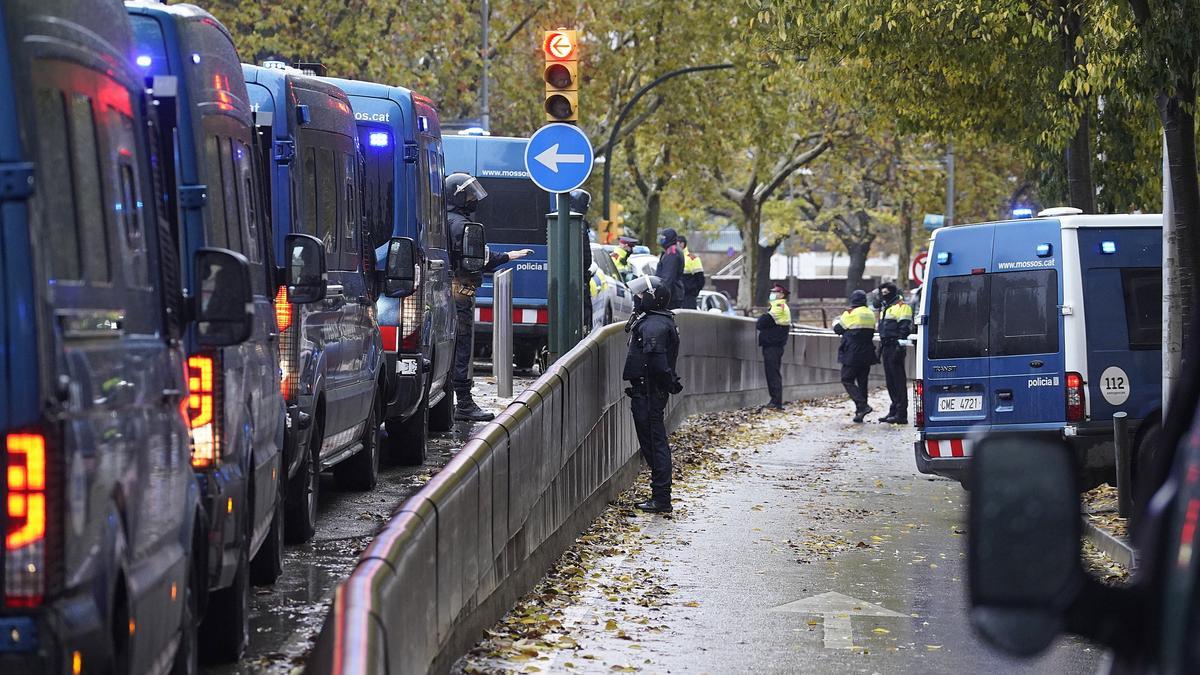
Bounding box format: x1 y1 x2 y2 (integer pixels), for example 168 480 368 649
524 123 594 194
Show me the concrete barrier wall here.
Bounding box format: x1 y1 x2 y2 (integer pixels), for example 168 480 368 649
307 313 905 675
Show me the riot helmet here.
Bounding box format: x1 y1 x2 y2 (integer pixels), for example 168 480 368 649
445 172 488 212
628 275 671 311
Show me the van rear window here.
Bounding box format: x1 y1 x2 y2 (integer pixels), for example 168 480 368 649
929 274 988 359
928 270 1059 359
474 178 550 245
1122 268 1162 350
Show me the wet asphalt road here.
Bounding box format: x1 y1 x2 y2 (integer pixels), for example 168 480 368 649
204 371 535 675
460 391 1105 674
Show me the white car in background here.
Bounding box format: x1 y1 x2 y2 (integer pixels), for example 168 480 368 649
627 253 660 279
697 290 737 316
590 244 635 328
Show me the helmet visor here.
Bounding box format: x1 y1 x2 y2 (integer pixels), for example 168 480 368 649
455 176 488 203
627 275 659 296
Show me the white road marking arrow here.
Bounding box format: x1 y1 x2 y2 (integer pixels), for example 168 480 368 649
534 143 586 173
770 591 905 649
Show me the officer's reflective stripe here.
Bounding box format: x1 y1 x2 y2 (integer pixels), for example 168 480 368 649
839 306 875 330
926 438 970 458
884 303 913 321
475 307 548 324
769 299 791 326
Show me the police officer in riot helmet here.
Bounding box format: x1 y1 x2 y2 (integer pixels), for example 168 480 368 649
623 275 682 513
446 172 532 422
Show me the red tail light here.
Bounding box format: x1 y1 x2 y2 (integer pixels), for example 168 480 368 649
913 379 924 428
6 431 46 607
401 292 422 350
186 354 220 468
1066 372 1086 422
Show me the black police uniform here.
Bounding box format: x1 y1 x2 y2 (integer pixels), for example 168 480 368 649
833 292 879 422
449 207 510 411
654 229 686 311
757 313 789 409
623 307 681 510
876 286 913 423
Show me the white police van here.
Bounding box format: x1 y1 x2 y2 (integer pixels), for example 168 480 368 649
914 208 1162 489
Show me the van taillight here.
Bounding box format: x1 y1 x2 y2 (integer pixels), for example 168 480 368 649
274 285 293 333
1066 372 1086 422
186 354 220 468
913 379 924 428
401 290 422 351
276 285 298 400
5 431 46 607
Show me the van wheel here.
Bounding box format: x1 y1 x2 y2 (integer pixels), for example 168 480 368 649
250 463 285 585
335 393 381 491
199 519 249 663
170 565 199 675
385 395 428 466
284 415 322 544
429 377 455 432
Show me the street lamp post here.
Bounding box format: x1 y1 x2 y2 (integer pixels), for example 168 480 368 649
600 63 734 223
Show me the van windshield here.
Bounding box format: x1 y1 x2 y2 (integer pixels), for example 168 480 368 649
929 270 1059 359
474 178 549 245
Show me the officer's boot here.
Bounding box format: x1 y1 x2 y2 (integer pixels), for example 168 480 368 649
636 498 672 513
455 393 495 422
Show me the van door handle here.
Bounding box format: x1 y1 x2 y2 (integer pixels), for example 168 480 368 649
429 260 445 271
1030 360 1044 368
997 390 1013 401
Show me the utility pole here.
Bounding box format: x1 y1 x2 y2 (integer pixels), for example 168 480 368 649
945 142 956 227
480 0 490 131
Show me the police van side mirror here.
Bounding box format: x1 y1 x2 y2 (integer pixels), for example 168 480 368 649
383 236 417 298
285 233 327 304
192 248 255 347
968 435 1083 657
461 222 486 273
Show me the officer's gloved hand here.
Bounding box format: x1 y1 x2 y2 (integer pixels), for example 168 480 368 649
669 377 684 395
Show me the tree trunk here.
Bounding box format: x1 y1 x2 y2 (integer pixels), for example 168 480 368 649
736 201 761 310
1060 3 1096 213
844 239 872 299
899 201 914 291
755 240 780 306
1160 85 1200 408
643 191 662 251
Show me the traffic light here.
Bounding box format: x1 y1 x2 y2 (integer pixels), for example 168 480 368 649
597 202 624 244
543 29 579 123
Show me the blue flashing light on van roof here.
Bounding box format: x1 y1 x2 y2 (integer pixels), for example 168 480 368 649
1101 241 1118 254
1036 243 1053 257
936 251 951 265
1012 207 1034 219
190 52 200 64
368 131 390 147
136 54 153 68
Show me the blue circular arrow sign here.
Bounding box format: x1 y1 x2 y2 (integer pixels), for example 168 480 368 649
524 123 594 193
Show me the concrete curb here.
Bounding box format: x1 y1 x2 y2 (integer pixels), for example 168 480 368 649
1083 518 1137 570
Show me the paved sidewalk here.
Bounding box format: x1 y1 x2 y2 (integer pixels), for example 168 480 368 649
458 392 1103 674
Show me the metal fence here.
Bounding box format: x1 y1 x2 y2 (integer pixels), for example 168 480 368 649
307 312 896 674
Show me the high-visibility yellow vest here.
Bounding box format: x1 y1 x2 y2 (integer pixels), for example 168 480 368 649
611 247 631 273
769 298 791 326
882 301 913 322
683 246 704 274
838 305 876 330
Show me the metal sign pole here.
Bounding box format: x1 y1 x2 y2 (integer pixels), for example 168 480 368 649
493 268 513 398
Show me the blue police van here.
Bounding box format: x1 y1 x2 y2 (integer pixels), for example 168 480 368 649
914 208 1163 489
241 62 386 544
443 134 552 370
319 76 456 465
1 0 258 670
127 2 287 661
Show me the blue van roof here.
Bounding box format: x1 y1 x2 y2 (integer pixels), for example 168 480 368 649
444 135 530 178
